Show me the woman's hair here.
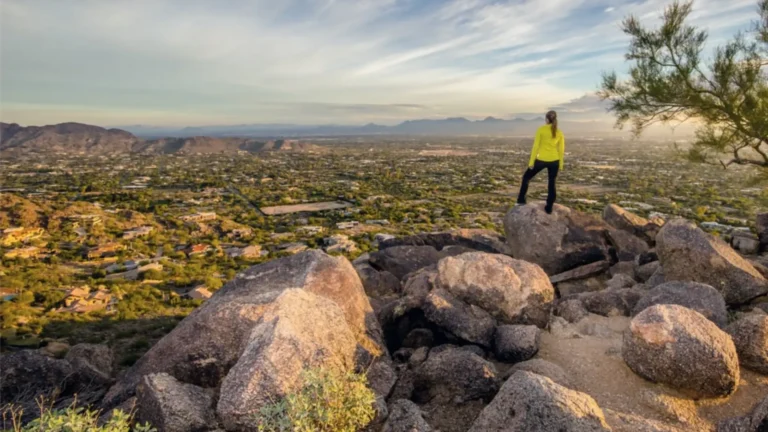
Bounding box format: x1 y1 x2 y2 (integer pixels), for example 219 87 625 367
545 110 558 138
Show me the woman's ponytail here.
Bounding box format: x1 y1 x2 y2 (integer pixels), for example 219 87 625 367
546 110 558 138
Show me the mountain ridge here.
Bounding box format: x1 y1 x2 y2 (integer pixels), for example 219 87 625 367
0 122 324 155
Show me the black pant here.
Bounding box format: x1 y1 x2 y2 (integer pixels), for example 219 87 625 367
517 159 560 210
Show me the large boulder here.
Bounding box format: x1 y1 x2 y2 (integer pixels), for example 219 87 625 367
413 347 500 404
504 203 611 275
732 232 761 255
635 261 661 283
136 373 216 432
216 289 358 430
355 262 401 298
505 359 573 388
379 229 512 255
369 245 443 280
622 304 740 398
0 350 75 415
468 371 612 432
555 299 589 323
603 204 661 245
435 252 555 327
104 250 384 407
493 324 540 363
65 343 114 385
607 228 650 262
656 219 768 305
632 281 729 328
725 315 768 375
422 288 496 348
383 399 432 432
580 288 643 317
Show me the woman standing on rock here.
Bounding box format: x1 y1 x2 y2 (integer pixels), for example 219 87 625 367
516 110 565 214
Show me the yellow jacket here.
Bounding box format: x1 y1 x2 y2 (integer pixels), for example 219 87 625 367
528 124 565 169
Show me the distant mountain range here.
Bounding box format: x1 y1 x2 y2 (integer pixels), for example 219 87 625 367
0 122 323 155
1 117 689 155
120 116 621 138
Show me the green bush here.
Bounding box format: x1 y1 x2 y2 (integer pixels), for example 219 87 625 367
255 368 376 432
3 403 155 432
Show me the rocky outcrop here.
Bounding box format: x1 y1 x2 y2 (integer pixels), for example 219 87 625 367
725 315 768 375
493 325 540 363
422 289 496 348
402 328 434 349
383 399 432 432
632 281 729 328
104 250 384 407
504 203 611 275
636 261 661 283
580 288 643 317
556 299 589 323
355 262 401 297
732 232 761 255
757 213 768 253
0 350 75 411
506 359 573 388
369 246 443 280
646 266 666 288
550 260 611 284
468 371 612 432
65 343 114 386
717 394 768 432
378 229 512 255
603 204 661 245
435 252 555 327
656 219 768 305
623 304 739 398
216 289 359 430
413 347 499 404
136 373 216 432
606 273 637 290
607 228 650 262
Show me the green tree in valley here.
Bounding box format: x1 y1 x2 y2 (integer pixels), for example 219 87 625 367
599 1 768 176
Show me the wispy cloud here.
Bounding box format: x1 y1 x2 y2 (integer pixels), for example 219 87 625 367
0 0 758 126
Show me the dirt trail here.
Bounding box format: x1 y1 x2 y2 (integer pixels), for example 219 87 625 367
536 314 768 431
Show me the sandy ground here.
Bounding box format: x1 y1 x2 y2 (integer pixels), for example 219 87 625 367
535 314 768 431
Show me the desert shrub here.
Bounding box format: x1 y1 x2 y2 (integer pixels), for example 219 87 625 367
3 402 155 432
255 368 376 432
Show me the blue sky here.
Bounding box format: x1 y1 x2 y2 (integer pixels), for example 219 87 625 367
0 0 760 126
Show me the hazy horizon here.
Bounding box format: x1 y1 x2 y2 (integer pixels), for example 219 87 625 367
0 0 758 127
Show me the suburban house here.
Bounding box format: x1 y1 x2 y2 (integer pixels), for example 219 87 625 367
228 228 253 239
59 286 119 313
187 244 213 256
180 212 217 223
86 242 122 259
185 286 213 300
123 226 153 240
336 221 360 230
225 245 263 259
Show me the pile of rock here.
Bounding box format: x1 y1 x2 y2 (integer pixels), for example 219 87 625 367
5 203 768 432
1 343 114 424
100 250 385 431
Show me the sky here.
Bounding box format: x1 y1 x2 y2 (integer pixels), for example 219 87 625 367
0 0 760 127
